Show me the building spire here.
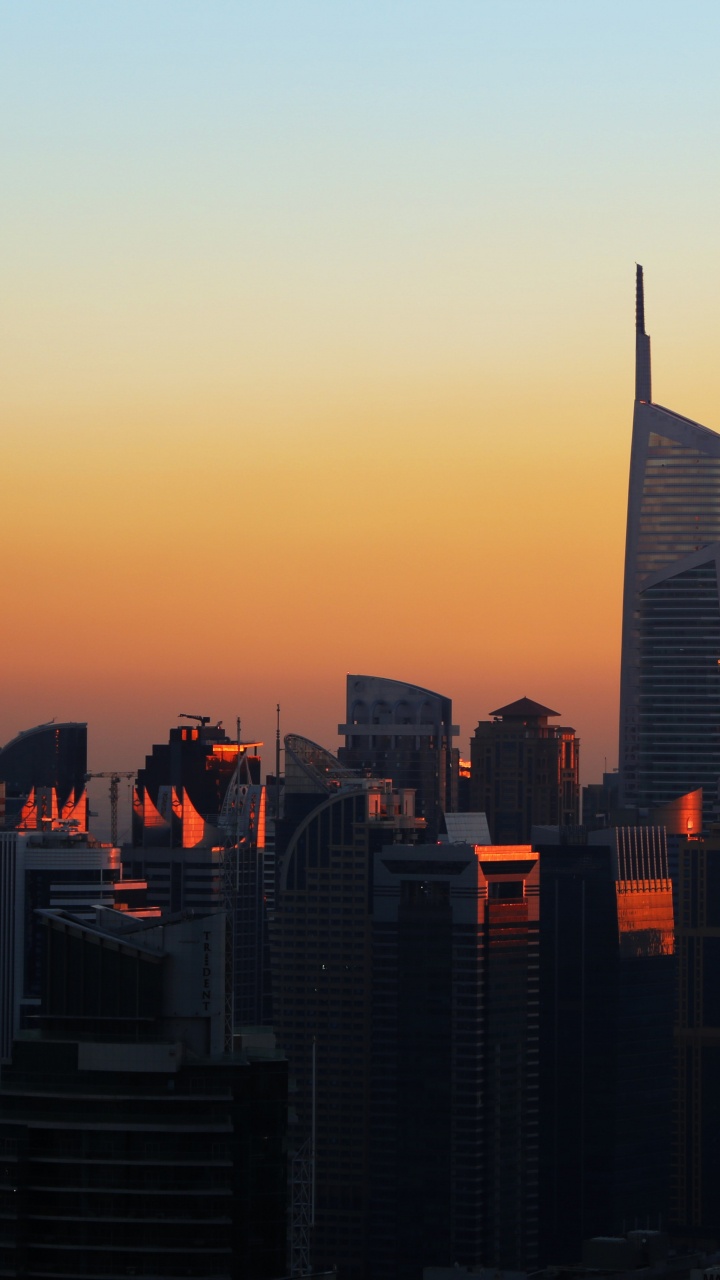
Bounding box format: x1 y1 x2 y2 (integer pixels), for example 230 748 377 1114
635 263 652 402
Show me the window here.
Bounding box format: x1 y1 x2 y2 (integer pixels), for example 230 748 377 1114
488 880 524 901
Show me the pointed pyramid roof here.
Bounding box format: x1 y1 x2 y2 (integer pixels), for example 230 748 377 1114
489 696 560 719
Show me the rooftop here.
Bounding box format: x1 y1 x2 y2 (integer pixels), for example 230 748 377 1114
490 696 560 719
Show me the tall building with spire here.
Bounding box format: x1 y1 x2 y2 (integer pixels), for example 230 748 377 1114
619 268 720 821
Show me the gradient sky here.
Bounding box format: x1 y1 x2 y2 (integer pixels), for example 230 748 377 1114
4 0 720 831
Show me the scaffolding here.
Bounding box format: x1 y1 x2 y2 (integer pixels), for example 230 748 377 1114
218 729 266 1049
290 1137 313 1276
289 1038 316 1276
221 836 238 1055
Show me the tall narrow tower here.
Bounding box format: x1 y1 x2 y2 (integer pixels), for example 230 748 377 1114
619 268 720 819
270 736 425 1279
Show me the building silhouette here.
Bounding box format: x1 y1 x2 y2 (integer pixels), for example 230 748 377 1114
470 697 579 842
536 825 676 1262
620 266 720 823
582 770 620 829
0 828 156 1063
0 721 88 833
271 735 425 1279
0 906 287 1278
370 840 540 1275
673 825 720 1238
125 719 268 1027
338 675 458 837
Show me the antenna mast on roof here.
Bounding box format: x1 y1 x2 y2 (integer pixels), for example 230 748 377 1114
276 704 282 821
635 264 652 403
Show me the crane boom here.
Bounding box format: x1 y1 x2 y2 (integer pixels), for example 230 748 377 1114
85 771 136 846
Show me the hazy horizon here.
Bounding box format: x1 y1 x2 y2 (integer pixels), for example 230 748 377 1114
5 1 720 798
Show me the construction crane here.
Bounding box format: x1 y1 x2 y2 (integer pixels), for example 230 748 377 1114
85 772 136 846
178 713 210 728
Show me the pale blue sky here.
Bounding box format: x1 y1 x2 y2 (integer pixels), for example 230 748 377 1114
3 1 720 785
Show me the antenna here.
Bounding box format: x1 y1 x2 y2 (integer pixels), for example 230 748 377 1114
275 704 282 821
635 264 652 403
311 1034 316 1227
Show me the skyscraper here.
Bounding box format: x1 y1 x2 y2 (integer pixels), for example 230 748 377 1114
125 719 269 1027
673 825 720 1236
271 735 425 1278
619 267 720 820
338 675 458 837
536 825 675 1261
370 840 540 1275
470 697 579 842
637 546 720 819
0 721 88 833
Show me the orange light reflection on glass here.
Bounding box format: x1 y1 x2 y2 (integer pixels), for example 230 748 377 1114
143 790 168 830
17 787 37 830
182 789 205 848
615 884 674 957
256 787 266 849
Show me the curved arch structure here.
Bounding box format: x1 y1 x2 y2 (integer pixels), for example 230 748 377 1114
0 722 87 832
284 734 361 795
338 675 458 836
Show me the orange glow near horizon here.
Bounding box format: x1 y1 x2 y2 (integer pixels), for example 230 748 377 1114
0 370 631 784
6 5 720 793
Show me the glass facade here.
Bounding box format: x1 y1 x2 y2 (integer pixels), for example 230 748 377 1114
371 844 540 1275
620 273 720 810
673 832 720 1233
271 779 423 1280
0 722 88 832
635 432 720 585
637 554 720 817
538 833 676 1263
338 675 458 838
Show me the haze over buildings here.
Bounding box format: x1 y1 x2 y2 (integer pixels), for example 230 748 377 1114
7 4 720 782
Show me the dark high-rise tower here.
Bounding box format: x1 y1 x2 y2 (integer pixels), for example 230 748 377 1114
370 840 541 1275
271 735 425 1279
537 826 675 1262
673 826 720 1236
338 675 458 837
619 268 720 821
126 720 268 1027
470 697 579 842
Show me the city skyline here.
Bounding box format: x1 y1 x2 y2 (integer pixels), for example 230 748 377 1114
5 2 720 786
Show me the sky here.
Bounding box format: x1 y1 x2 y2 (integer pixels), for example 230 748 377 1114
4 0 720 831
